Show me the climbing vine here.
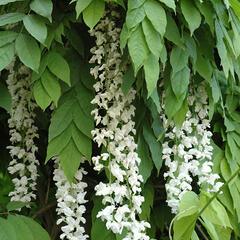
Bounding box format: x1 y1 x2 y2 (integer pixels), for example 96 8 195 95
0 0 240 240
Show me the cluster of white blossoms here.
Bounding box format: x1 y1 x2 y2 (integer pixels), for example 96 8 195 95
89 9 150 240
6 60 39 203
53 157 88 240
162 85 223 213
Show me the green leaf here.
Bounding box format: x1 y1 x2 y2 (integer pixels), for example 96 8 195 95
195 53 212 81
173 192 200 240
7 215 34 240
122 65 135 95
48 83 94 165
126 5 145 30
128 0 145 11
33 80 51 110
142 18 162 58
6 201 31 211
200 193 232 228
0 217 17 240
48 98 74 141
83 0 105 29
165 13 182 47
120 23 129 53
143 121 162 174
128 24 149 75
215 19 232 78
224 116 235 132
0 0 23 4
137 134 153 183
17 215 50 240
41 69 61 106
211 74 221 104
230 0 240 19
0 31 17 47
184 33 197 64
191 231 199 240
0 82 11 112
60 138 83 182
202 220 232 240
15 34 40 72
71 121 91 160
75 0 92 18
23 15 47 44
31 54 48 82
74 82 95 118
0 13 25 27
201 217 220 240
0 42 14 71
139 182 154 221
160 44 167 69
158 0 176 11
196 1 214 33
72 101 93 138
178 192 200 217
144 0 167 36
46 125 72 162
170 46 189 73
181 0 201 35
6 215 50 240
174 97 188 128
65 28 84 57
150 88 161 113
174 214 197 240
47 52 70 86
171 67 190 100
30 0 53 22
144 53 160 97
165 85 184 121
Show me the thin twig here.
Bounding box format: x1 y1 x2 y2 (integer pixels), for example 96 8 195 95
196 223 209 240
32 201 57 219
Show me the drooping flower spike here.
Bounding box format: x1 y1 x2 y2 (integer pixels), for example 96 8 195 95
7 60 40 205
162 84 223 213
90 7 150 240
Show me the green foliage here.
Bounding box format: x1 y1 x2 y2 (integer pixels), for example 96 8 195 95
15 34 40 72
23 15 47 44
173 192 200 240
0 82 11 112
0 215 50 240
0 13 25 27
46 52 71 86
0 31 17 47
30 0 53 22
181 0 201 35
82 0 105 29
1 0 240 239
0 42 14 71
46 82 94 182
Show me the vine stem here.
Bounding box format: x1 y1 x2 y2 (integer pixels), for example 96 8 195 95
169 163 240 239
32 201 57 219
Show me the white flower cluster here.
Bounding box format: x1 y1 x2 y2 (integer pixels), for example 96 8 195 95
53 158 88 240
89 9 150 240
6 60 39 204
162 85 223 213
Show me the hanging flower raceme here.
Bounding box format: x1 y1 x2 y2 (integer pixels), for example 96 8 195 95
6 60 40 204
162 84 223 213
89 8 150 240
53 157 88 240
